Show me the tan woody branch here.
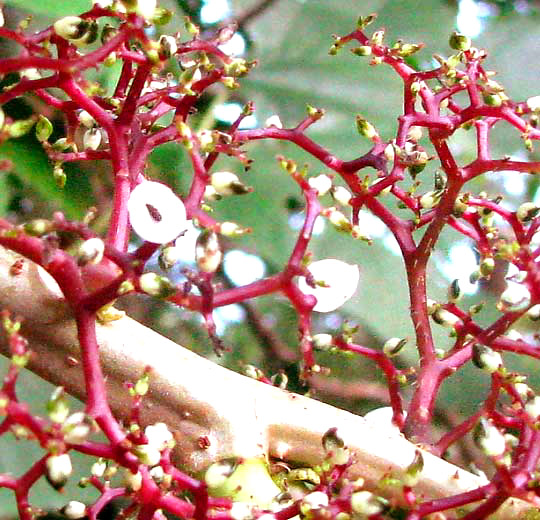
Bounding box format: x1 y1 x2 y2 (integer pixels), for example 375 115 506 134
0 245 533 518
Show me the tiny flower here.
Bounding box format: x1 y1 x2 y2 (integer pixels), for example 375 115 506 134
350 490 386 516
76 237 105 266
196 229 222 273
264 115 283 128
516 202 539 222
383 337 407 357
331 185 352 206
62 412 93 444
474 418 506 457
145 422 174 451
35 115 53 142
83 128 102 151
308 174 332 196
53 16 98 46
132 443 161 466
432 307 460 328
123 469 142 491
472 344 503 373
128 181 187 244
403 450 424 487
449 31 471 51
527 95 540 112
300 491 329 515
158 35 177 59
525 396 540 421
47 387 70 424
139 272 176 298
356 115 378 139
322 427 350 465
61 501 86 519
312 333 333 351
229 502 254 520
46 453 72 489
498 283 531 312
210 171 250 196
91 458 107 478
220 221 249 236
159 245 181 270
297 259 360 313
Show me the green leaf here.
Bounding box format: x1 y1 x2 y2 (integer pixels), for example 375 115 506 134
5 0 92 17
0 137 92 219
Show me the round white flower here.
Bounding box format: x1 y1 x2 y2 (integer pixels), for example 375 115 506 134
297 259 360 312
128 181 187 244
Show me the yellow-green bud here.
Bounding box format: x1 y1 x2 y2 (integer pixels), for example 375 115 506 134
8 118 35 138
356 115 378 139
36 115 53 142
516 202 539 222
472 344 502 373
196 229 222 273
383 337 407 357
47 387 70 423
449 31 471 51
139 272 176 298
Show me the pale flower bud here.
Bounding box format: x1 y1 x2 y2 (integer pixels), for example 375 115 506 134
145 422 174 451
498 283 531 312
474 418 506 457
351 491 386 516
298 259 360 312
46 453 72 489
472 344 502 373
62 412 92 444
83 128 102 151
128 181 187 244
383 337 407 357
196 229 222 273
331 185 352 206
300 491 329 515
77 237 105 266
139 272 176 298
61 501 86 519
527 95 540 112
123 469 142 491
308 174 332 196
132 444 161 466
210 171 250 196
525 396 540 421
312 333 333 351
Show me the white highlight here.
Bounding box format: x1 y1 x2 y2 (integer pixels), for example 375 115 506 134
298 258 360 313
128 181 187 244
224 250 266 286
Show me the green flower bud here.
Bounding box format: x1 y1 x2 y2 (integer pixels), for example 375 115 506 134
351 45 372 56
403 450 424 487
449 31 471 51
483 92 503 107
35 115 53 142
47 387 70 423
479 257 495 277
53 163 66 188
132 444 161 467
23 218 54 237
356 115 378 139
8 118 35 138
152 7 173 25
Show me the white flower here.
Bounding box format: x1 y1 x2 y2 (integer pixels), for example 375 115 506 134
145 422 174 451
298 259 359 312
308 174 332 196
527 95 540 112
128 181 187 244
264 115 283 128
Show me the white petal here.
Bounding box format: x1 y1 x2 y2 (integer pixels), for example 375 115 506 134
298 259 359 312
128 181 187 244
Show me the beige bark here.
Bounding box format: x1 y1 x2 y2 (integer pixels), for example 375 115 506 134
0 245 536 518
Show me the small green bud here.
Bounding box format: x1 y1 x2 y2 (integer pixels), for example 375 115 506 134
357 13 377 30
483 92 503 107
47 386 70 423
53 163 66 188
152 7 172 25
322 427 350 465
134 372 150 396
448 278 462 302
403 450 424 487
356 115 378 139
351 45 372 56
371 29 385 46
132 444 161 467
184 16 199 36
8 118 35 138
306 104 325 120
420 190 442 210
23 218 54 237
479 257 495 277
36 115 53 142
449 31 471 51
